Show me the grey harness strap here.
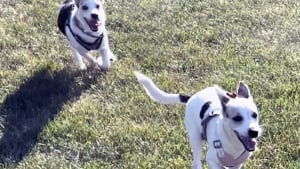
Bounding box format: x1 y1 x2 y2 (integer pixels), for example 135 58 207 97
213 140 251 167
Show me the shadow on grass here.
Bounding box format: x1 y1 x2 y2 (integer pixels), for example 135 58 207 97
0 67 102 164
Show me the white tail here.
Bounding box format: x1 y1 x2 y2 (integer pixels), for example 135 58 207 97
134 71 189 104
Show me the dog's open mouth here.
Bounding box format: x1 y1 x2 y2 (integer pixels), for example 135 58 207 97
84 18 101 32
234 131 256 152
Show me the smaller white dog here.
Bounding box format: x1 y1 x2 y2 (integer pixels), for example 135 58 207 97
134 72 262 169
58 0 116 70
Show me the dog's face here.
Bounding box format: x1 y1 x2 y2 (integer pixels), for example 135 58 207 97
75 0 105 32
215 82 262 152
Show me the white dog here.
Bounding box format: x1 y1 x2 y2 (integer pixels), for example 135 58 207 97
58 0 116 70
134 72 262 169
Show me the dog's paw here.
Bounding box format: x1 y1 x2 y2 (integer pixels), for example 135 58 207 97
109 52 117 62
97 58 110 71
78 63 87 71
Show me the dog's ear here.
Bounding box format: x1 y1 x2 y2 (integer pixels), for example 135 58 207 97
214 85 230 104
237 81 252 99
75 0 80 7
214 85 232 117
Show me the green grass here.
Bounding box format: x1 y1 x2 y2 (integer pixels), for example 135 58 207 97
0 0 299 168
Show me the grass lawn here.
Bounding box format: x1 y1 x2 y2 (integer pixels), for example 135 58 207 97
0 0 299 168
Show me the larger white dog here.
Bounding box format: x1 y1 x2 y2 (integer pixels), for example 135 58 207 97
58 0 116 70
134 72 262 169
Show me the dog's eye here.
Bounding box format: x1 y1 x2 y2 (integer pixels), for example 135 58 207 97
252 112 258 118
232 115 243 122
82 5 88 10
96 4 100 9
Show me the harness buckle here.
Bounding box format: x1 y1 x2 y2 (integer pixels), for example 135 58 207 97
213 140 223 149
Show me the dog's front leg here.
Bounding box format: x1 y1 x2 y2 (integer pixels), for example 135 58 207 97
99 48 116 70
206 153 224 169
206 160 224 169
228 164 242 169
97 33 116 70
186 128 203 169
77 50 99 68
98 48 110 70
71 48 87 70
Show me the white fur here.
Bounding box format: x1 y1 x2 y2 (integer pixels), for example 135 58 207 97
133 71 183 104
59 0 116 70
134 72 262 169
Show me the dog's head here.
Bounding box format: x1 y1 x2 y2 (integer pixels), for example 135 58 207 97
74 0 106 32
215 82 262 152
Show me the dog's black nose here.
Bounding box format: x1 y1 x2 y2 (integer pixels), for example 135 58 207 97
91 13 99 19
248 129 259 138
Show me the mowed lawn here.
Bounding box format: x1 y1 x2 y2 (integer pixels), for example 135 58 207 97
0 0 299 168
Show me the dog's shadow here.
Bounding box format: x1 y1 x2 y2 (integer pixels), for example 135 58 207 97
0 67 101 164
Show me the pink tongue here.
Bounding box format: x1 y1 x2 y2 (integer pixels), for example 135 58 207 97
89 20 100 28
241 136 256 151
95 22 100 27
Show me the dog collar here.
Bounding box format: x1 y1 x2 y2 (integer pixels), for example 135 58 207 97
200 101 220 141
201 113 219 141
213 140 251 167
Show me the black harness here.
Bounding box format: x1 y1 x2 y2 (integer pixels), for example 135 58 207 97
57 3 103 51
199 101 220 141
201 113 219 141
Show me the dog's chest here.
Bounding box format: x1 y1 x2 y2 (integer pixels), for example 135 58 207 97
197 103 251 167
210 139 251 167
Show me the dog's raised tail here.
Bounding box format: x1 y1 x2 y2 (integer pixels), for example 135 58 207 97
134 71 190 104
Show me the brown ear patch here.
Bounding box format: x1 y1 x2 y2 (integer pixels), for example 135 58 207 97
226 92 237 98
